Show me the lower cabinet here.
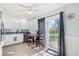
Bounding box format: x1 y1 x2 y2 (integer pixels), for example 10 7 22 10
0 44 2 56
3 34 23 46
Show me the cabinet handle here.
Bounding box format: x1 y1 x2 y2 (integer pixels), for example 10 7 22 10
14 36 17 41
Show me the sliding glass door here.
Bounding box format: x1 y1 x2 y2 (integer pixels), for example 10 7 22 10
45 14 60 52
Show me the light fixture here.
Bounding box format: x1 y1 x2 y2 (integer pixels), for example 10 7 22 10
18 4 38 15
67 11 76 21
26 10 33 15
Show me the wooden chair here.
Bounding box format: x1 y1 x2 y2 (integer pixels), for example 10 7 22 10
28 35 34 49
35 35 40 47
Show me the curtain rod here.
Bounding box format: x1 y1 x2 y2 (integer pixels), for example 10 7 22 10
43 12 60 18
39 12 63 19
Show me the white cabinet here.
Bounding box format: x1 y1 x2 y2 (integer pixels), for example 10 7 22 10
0 44 2 56
3 34 23 46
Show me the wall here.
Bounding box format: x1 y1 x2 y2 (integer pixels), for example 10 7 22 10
0 12 2 56
2 14 28 32
28 19 38 34
63 4 79 56
28 4 79 56
0 12 2 42
0 11 2 56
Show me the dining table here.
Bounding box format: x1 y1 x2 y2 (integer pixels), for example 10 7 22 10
27 34 39 45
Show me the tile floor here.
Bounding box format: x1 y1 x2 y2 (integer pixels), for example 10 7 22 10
3 43 44 56
3 43 55 56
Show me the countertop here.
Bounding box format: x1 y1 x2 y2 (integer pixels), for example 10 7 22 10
1 32 30 34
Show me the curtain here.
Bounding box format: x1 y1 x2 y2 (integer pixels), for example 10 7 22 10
59 12 65 56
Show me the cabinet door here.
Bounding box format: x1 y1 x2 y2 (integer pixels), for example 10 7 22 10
16 34 23 43
4 35 10 46
3 35 14 46
3 34 23 46
0 44 2 56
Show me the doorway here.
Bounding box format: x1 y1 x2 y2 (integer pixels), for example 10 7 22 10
45 14 60 52
45 12 65 56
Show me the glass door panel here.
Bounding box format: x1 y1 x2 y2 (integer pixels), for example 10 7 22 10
45 14 60 52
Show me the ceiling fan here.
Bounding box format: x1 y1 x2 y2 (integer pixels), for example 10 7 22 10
18 4 38 15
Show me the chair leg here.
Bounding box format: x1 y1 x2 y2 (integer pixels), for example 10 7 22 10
28 41 30 46
35 40 40 47
31 42 33 49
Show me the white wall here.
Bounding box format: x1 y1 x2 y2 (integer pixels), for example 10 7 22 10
2 14 28 31
28 19 38 34
0 20 1 42
0 12 2 56
63 4 79 56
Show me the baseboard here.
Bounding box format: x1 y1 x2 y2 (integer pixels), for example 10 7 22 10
3 42 23 48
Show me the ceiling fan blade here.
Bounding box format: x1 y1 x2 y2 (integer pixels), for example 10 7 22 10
18 4 38 15
18 4 28 9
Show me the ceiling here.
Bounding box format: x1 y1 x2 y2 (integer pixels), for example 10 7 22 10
0 3 69 20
